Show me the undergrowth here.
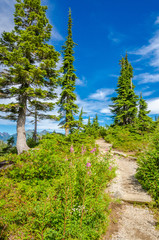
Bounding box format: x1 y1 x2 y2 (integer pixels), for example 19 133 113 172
136 129 159 206
0 133 115 239
103 125 151 153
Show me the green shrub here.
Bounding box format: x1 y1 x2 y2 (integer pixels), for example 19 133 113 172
27 136 39 148
136 132 159 205
103 125 150 152
0 133 115 239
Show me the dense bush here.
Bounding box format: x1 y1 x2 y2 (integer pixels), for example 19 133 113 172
26 136 39 148
103 125 150 152
0 140 17 156
0 133 115 239
136 131 159 205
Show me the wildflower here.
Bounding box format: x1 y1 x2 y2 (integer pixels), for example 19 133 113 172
70 145 74 153
86 162 91 168
81 146 86 155
109 166 112 170
90 147 96 153
87 171 91 176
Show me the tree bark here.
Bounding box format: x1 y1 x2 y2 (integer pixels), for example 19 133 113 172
16 97 30 154
65 127 69 136
33 110 37 142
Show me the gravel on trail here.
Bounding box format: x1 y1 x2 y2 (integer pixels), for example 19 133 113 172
96 139 159 240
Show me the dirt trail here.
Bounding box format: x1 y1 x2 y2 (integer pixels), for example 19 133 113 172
96 139 159 240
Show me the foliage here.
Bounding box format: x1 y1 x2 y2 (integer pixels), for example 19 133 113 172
0 0 59 153
58 9 79 135
0 133 115 239
26 136 39 148
27 102 59 142
92 114 100 130
0 138 17 156
136 129 159 205
0 141 7 156
103 125 150 152
84 115 101 139
7 137 14 147
76 108 85 130
110 53 138 125
138 93 153 131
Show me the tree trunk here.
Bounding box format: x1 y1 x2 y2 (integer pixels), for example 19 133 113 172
16 98 30 154
65 127 69 136
33 110 37 142
65 114 69 136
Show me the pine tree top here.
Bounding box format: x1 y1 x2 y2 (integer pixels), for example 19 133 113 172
0 0 59 120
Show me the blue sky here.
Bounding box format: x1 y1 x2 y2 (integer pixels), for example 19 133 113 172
1 0 159 134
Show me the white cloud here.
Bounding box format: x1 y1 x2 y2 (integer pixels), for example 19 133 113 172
0 1 15 36
0 119 16 126
76 93 112 117
142 90 155 97
89 88 114 101
100 108 111 114
26 119 64 133
56 57 63 70
155 16 159 25
148 98 159 114
109 74 119 78
132 26 159 68
108 30 124 44
76 76 86 86
76 95 97 114
134 73 159 83
51 27 64 41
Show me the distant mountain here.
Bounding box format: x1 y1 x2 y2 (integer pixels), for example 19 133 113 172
0 130 52 144
0 132 11 142
38 130 51 136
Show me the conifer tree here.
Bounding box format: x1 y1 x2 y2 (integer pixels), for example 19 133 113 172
92 114 99 130
138 93 153 131
87 116 91 128
77 108 84 130
110 54 138 125
58 9 79 136
84 116 91 134
0 0 59 154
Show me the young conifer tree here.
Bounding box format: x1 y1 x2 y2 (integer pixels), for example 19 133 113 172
92 114 100 130
138 93 153 131
87 116 91 128
58 9 79 136
77 108 84 130
110 53 138 125
0 0 59 154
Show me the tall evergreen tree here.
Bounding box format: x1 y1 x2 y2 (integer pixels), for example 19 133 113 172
110 53 138 125
58 8 79 136
0 0 59 154
138 93 153 131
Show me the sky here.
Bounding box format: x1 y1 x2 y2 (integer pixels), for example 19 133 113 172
1 0 159 134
